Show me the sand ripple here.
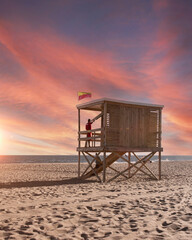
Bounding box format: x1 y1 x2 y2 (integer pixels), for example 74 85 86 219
0 161 191 239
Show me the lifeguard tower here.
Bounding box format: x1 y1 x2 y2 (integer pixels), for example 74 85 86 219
77 98 163 183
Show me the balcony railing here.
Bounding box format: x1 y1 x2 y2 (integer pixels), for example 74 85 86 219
78 128 103 147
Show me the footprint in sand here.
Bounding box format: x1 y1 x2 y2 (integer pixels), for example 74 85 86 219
162 221 171 227
16 230 33 236
25 220 33 225
81 233 89 240
156 227 163 233
169 223 181 230
20 225 29 231
129 219 138 232
57 223 63 228
86 206 96 211
180 226 189 231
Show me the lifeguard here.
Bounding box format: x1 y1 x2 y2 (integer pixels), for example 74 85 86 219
85 119 93 147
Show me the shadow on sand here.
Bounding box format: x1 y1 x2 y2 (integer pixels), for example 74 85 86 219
0 178 97 189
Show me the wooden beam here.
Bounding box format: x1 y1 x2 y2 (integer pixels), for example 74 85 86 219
78 109 80 178
158 109 162 180
102 102 107 183
81 156 96 177
158 109 162 148
114 152 127 162
159 151 161 180
79 128 102 134
85 152 102 167
82 152 101 182
92 133 102 136
130 152 155 178
103 101 107 148
132 151 153 162
92 112 103 122
107 167 129 182
77 147 104 152
108 165 129 179
79 136 101 141
128 152 131 178
118 152 157 179
104 146 163 152
81 151 103 177
143 163 158 180
78 152 80 178
103 151 106 183
131 152 158 179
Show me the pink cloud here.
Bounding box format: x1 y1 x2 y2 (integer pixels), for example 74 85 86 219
142 1 192 154
0 13 191 155
153 0 169 11
0 20 139 94
0 20 147 154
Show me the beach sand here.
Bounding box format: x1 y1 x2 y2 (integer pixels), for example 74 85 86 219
0 161 191 240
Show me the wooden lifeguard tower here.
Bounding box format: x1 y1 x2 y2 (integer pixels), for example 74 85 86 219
77 98 163 183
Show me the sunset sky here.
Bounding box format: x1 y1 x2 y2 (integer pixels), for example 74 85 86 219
0 0 191 155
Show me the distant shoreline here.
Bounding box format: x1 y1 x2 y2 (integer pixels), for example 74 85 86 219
0 155 192 164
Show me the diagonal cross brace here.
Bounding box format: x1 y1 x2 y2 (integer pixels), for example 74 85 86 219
129 152 156 179
114 152 157 179
82 152 102 182
132 152 158 180
107 152 156 182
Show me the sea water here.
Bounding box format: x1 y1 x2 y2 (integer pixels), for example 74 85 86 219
0 155 192 164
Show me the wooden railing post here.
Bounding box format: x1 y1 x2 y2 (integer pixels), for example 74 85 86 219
103 101 107 183
78 128 102 147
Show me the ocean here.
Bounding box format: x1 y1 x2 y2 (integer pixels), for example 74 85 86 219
0 155 192 164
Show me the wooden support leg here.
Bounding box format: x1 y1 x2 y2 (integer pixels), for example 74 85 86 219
103 151 106 183
78 151 80 178
95 153 101 168
159 151 161 180
128 152 131 178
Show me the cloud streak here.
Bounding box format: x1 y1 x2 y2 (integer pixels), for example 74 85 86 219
0 1 191 154
0 20 143 154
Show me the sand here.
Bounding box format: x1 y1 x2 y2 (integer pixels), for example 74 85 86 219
0 161 191 240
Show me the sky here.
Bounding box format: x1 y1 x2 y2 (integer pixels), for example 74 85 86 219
0 0 192 155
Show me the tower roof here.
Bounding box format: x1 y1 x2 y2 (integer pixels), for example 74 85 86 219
76 98 164 111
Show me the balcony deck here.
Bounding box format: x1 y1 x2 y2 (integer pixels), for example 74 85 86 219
77 146 163 152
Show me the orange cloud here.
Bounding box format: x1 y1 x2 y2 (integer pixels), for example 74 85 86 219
0 20 146 154
0 20 139 94
0 14 191 155
141 2 192 154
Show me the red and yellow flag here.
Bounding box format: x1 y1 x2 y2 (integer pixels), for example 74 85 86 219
78 92 92 100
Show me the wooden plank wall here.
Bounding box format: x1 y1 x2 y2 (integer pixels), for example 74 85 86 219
148 111 158 147
106 104 120 146
106 103 159 148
